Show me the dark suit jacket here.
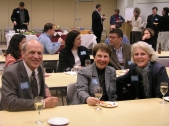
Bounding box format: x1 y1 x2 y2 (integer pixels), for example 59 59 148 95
1 60 46 111
117 62 169 99
110 14 125 27
11 8 30 30
109 44 131 70
76 63 117 104
92 10 103 31
158 15 169 31
57 46 90 72
146 14 161 31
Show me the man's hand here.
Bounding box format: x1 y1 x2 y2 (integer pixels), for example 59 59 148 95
44 97 58 108
86 97 100 106
14 21 17 25
58 37 65 45
24 22 29 25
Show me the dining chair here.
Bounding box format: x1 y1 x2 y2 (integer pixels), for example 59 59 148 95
66 83 76 105
3 27 13 44
157 58 169 67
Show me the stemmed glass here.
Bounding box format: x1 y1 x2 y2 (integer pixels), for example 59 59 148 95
118 58 125 70
34 96 44 124
160 82 168 104
85 59 91 67
94 86 103 110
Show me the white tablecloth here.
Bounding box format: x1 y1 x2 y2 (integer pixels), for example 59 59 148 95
81 34 97 49
5 33 38 48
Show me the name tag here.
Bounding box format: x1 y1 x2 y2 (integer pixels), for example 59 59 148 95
128 61 132 65
92 78 99 85
80 51 86 55
131 75 139 82
20 82 29 89
17 11 19 13
155 18 158 21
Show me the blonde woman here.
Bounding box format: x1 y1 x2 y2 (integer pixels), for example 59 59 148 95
117 41 168 99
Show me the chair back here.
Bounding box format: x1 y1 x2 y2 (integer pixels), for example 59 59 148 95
157 58 169 67
66 83 76 104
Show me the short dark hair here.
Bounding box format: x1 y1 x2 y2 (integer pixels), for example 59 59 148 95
163 7 169 15
65 30 80 50
152 7 158 11
96 4 101 9
19 2 25 7
109 29 123 38
115 9 120 14
44 23 54 32
92 43 112 58
5 34 26 60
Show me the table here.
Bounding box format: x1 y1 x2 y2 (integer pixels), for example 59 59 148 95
156 51 169 58
0 98 169 126
5 33 38 48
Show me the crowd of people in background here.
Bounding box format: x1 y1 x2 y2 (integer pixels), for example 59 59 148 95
1 2 169 111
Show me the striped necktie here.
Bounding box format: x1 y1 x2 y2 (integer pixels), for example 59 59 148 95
31 71 38 98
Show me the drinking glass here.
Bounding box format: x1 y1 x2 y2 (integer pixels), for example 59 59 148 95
34 96 44 124
160 82 168 104
94 86 103 110
85 59 91 67
118 58 125 70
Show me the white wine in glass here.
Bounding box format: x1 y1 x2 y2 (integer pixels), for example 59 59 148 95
94 86 103 110
34 96 44 124
160 82 168 104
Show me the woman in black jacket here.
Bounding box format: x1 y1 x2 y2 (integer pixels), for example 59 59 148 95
117 41 169 99
57 30 90 72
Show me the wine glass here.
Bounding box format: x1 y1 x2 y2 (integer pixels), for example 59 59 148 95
160 82 168 104
85 59 91 67
94 86 103 110
118 58 125 70
34 96 44 124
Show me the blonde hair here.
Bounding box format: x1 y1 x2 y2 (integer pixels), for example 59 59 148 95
131 41 158 63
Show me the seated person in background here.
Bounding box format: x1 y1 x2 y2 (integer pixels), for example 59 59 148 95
57 30 90 72
117 41 169 99
75 43 117 106
142 28 156 50
108 29 131 70
110 9 125 27
105 24 130 45
1 40 58 111
5 34 26 67
38 23 65 73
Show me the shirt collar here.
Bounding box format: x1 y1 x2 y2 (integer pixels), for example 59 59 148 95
23 61 38 78
113 44 123 51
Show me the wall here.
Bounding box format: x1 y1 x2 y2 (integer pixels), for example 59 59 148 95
0 0 116 40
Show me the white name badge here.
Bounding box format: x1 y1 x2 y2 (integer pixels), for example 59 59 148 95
17 11 19 13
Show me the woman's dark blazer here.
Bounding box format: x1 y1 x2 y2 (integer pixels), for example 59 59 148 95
57 46 90 72
116 62 169 99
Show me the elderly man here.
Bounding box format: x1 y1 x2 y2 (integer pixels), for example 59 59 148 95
1 40 58 111
108 29 131 70
11 2 30 30
38 23 65 73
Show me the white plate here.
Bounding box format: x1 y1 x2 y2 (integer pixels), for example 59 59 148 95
100 101 118 108
64 71 76 75
164 97 169 102
48 117 69 125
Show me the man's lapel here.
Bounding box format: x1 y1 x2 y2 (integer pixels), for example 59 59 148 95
19 61 33 99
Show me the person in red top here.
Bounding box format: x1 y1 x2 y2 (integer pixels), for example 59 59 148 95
5 34 26 67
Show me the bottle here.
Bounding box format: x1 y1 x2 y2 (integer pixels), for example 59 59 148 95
158 42 161 54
